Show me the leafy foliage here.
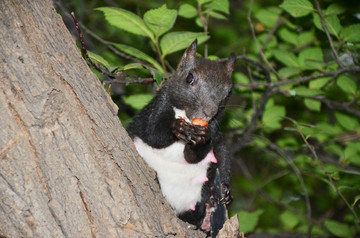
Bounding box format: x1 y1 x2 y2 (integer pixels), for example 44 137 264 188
59 0 360 236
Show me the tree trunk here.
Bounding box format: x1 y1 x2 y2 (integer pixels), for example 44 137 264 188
0 0 204 237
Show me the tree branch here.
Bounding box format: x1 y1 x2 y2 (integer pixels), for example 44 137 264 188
234 67 360 89
314 0 345 69
298 128 360 225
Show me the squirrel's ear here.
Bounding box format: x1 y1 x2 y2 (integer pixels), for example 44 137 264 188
225 53 236 74
177 39 197 70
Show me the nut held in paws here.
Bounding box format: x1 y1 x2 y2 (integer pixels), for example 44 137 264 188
191 118 208 127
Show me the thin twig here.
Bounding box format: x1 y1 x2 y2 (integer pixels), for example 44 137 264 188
234 66 360 89
231 56 273 152
71 12 107 75
247 0 282 80
103 76 155 86
298 128 360 225
274 88 360 119
71 12 156 86
258 16 285 62
235 159 303 216
263 136 313 237
314 0 345 69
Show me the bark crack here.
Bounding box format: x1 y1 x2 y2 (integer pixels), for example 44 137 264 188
76 178 97 238
7 102 52 201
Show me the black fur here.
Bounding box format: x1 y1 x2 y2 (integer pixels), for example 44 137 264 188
127 40 235 232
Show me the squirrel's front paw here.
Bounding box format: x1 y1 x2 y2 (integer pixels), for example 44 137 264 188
172 118 210 145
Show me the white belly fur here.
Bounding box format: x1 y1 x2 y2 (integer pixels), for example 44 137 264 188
133 137 211 214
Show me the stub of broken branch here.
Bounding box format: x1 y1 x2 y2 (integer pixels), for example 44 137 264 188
217 214 244 238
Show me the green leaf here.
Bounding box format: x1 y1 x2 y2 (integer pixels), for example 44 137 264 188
262 99 286 129
273 50 299 67
278 27 298 46
209 0 230 15
112 43 163 72
112 63 145 73
143 4 177 37
340 24 360 43
352 195 360 207
96 7 154 41
280 210 300 230
304 99 321 112
278 67 301 78
208 10 227 20
257 33 278 50
324 220 354 237
160 31 210 57
255 7 282 28
313 14 341 38
293 87 323 97
279 0 314 18
298 31 315 46
143 65 168 85
325 3 346 16
337 75 357 95
197 0 212 6
238 209 263 234
123 94 154 111
335 112 359 131
309 77 331 89
344 142 360 166
178 3 197 18
233 72 249 85
298 47 324 70
87 51 111 68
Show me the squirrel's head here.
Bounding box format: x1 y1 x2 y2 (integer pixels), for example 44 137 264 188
167 40 236 123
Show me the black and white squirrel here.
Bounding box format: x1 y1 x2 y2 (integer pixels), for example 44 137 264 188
127 39 236 236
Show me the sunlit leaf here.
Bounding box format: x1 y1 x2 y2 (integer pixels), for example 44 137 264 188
298 31 315 46
160 31 210 57
325 3 346 16
293 87 323 97
280 210 300 230
178 3 197 18
238 209 263 234
123 94 154 111
304 99 321 112
273 50 299 67
255 7 282 28
96 7 154 41
278 67 301 78
143 4 177 37
335 112 359 131
324 220 354 237
262 99 286 129
340 24 360 43
309 77 331 89
353 195 360 207
313 14 341 38
298 47 324 70
112 43 163 72
87 51 111 68
280 0 314 18
209 0 230 15
337 75 357 94
278 27 298 45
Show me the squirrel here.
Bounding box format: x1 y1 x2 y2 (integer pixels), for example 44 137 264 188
127 39 236 236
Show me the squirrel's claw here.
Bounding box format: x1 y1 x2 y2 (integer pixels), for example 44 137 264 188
172 118 210 146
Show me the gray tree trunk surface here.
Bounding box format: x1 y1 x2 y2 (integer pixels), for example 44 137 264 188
0 0 205 237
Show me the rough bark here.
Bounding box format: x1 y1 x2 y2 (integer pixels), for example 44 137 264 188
0 0 204 237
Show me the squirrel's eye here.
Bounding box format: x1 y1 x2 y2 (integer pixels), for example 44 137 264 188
227 88 233 97
186 73 194 85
